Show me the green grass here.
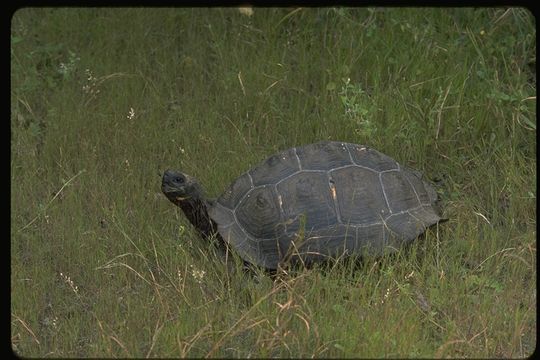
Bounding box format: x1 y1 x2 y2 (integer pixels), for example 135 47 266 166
11 7 536 357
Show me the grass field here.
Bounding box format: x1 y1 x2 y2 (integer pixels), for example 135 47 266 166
11 7 536 357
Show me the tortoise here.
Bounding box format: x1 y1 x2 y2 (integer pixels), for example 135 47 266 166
162 141 444 270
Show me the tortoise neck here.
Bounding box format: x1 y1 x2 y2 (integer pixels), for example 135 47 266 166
178 197 217 240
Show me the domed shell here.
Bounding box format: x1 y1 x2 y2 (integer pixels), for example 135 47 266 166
208 141 442 269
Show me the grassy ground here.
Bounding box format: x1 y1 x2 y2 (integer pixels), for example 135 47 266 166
11 7 536 358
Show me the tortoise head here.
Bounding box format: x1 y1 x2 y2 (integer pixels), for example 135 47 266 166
162 170 218 241
161 170 204 206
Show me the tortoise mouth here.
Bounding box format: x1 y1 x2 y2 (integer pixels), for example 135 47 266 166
162 187 193 206
161 183 188 198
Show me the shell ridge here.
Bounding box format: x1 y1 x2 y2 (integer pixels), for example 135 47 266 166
378 172 392 214
293 147 302 170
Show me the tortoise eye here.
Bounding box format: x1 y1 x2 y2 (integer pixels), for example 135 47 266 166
175 176 185 184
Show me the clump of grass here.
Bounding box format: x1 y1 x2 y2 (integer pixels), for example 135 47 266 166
11 7 535 358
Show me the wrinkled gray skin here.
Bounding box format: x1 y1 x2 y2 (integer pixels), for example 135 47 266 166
162 170 245 271
162 170 218 240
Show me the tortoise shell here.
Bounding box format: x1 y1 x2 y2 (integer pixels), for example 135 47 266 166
208 141 442 269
